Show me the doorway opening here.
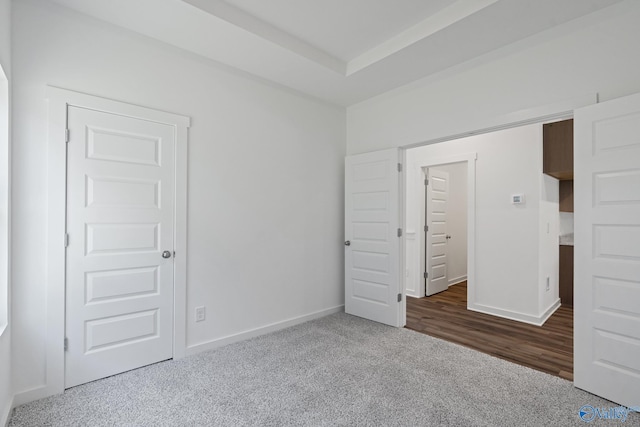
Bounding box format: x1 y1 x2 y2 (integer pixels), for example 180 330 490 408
403 120 574 379
421 162 468 297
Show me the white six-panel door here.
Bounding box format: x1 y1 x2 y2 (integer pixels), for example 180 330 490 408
345 149 403 327
574 92 640 407
425 168 449 296
65 106 175 387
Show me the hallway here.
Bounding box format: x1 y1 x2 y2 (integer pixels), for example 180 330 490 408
406 282 573 380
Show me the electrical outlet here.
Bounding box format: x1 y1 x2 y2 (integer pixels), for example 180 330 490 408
195 306 206 322
546 277 550 291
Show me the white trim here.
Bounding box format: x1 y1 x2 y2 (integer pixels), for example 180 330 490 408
401 93 596 151
402 94 597 325
398 148 406 327
12 385 44 407
1 394 12 427
468 298 560 327
185 305 344 356
538 299 562 325
403 232 420 298
44 86 190 400
448 275 467 287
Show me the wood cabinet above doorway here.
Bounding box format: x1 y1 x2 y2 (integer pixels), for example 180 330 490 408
543 119 573 180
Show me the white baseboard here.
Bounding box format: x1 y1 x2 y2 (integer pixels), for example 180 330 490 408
538 299 562 326
185 305 344 356
468 298 561 326
405 289 422 298
12 384 55 407
448 275 467 287
1 394 13 427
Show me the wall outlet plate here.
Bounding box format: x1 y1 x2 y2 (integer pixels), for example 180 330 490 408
195 306 206 322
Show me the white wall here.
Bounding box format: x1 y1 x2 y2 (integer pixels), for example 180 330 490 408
0 0 11 423
347 1 640 156
11 0 345 401
539 174 560 317
404 124 558 323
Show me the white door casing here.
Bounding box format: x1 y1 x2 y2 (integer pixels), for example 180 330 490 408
574 92 640 407
65 106 176 387
35 86 189 402
425 168 450 296
345 148 403 327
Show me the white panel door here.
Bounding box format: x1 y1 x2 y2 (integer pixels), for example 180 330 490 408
65 106 175 388
345 149 403 327
425 168 449 296
574 92 640 407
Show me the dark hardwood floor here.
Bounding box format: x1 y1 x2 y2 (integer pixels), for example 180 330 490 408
406 282 574 380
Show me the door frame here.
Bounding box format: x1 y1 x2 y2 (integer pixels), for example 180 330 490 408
402 94 596 321
412 155 476 302
42 86 190 399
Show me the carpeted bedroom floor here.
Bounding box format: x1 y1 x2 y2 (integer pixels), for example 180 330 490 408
9 312 639 426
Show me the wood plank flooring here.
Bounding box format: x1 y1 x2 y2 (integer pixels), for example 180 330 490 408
406 282 574 380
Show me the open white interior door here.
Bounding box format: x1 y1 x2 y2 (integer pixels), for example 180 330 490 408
425 168 450 296
345 148 403 327
574 92 640 407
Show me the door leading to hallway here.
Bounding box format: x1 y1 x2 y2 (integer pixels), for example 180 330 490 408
424 168 450 296
65 106 176 388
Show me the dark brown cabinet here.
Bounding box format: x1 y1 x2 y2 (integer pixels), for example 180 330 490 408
543 119 573 180
559 245 573 307
559 180 574 212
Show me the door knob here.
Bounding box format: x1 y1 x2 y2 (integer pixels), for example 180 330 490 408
162 250 172 259
344 240 351 246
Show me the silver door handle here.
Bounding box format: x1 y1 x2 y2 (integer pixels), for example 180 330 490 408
344 241 351 246
162 250 172 259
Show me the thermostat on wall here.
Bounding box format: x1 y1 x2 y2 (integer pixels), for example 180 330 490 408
511 194 525 205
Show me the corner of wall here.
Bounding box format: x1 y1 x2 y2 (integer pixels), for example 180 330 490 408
1 395 13 427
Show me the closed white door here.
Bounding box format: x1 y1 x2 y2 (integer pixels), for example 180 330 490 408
425 168 449 296
65 106 175 388
345 149 403 327
574 92 640 407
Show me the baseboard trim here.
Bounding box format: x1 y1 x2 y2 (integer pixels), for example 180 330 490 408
1 394 13 427
538 299 562 326
468 299 560 326
405 290 422 298
448 276 467 287
185 305 344 356
12 383 61 407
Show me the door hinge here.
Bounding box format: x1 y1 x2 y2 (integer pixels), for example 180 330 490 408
397 293 402 302
65 129 70 143
424 272 428 279
397 163 402 172
397 228 402 237
424 225 428 232
64 337 68 351
64 233 69 248
424 178 429 186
